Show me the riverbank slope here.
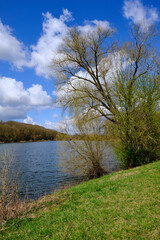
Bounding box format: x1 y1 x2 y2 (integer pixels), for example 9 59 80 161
0 160 160 239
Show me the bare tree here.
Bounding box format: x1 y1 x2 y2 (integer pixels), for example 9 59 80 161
58 117 113 178
53 25 117 123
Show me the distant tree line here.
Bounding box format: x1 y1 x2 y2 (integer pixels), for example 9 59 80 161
0 121 69 143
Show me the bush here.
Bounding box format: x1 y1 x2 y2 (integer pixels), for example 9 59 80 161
0 154 27 223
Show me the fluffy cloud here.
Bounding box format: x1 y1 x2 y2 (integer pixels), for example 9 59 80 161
123 0 159 30
23 116 36 124
23 116 43 126
0 10 72 76
29 10 72 78
0 20 29 69
45 116 74 132
0 10 113 78
0 77 53 121
78 19 110 35
27 84 53 106
29 10 112 78
0 105 28 120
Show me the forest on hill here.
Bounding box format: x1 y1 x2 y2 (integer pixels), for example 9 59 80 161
0 121 70 143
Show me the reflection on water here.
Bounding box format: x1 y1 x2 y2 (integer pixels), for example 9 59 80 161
0 141 118 199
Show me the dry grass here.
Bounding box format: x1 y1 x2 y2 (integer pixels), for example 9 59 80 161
0 200 31 224
0 153 31 224
110 170 140 180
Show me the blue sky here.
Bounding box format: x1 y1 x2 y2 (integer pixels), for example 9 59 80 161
0 0 159 131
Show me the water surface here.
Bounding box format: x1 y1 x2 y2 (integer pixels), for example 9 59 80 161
0 141 117 199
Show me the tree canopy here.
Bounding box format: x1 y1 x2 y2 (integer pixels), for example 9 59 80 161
53 22 160 170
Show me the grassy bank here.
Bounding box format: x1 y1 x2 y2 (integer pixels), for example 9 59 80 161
0 161 160 239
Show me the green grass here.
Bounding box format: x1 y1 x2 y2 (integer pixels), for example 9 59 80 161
0 161 160 239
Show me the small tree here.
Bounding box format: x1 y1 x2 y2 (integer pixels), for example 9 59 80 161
58 117 113 178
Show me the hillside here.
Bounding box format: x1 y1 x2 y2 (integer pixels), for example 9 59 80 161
0 161 160 239
0 121 70 143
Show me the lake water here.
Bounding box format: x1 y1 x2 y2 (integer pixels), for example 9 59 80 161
0 141 117 199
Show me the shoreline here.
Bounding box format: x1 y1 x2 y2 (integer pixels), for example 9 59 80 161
0 160 159 238
0 139 62 144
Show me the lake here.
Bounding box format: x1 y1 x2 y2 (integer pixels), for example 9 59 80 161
0 141 117 199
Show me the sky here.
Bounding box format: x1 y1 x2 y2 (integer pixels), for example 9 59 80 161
0 0 159 131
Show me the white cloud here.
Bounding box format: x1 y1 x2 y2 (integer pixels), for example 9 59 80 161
123 0 159 30
0 77 53 121
45 116 74 133
0 10 113 79
0 77 28 106
29 10 72 78
78 20 110 35
27 84 53 106
0 105 28 120
0 20 29 69
52 113 58 118
0 10 72 75
23 116 43 126
27 10 112 78
23 116 35 124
